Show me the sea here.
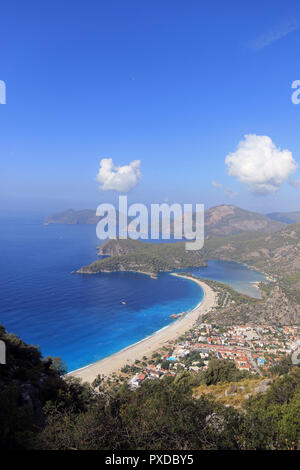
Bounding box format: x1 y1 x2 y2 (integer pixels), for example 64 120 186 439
0 215 265 372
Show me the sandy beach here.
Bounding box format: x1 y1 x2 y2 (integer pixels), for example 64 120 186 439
68 274 217 384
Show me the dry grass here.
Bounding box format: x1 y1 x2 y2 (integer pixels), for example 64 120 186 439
193 377 271 409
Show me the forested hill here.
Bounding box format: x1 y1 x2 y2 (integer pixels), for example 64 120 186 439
205 223 300 301
0 323 299 450
78 238 207 274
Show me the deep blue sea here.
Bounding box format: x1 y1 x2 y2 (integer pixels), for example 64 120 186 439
0 215 265 372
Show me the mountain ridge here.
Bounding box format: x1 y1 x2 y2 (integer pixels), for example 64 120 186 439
267 211 300 224
45 204 287 236
204 204 285 236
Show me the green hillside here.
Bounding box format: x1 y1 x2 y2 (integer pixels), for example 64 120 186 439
1 324 299 450
78 238 207 274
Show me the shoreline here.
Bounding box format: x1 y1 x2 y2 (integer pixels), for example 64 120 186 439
76 268 158 279
68 273 217 384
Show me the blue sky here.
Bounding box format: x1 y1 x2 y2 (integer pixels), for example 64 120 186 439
1 0 300 215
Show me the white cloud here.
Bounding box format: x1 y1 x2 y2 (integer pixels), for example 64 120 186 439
211 180 223 188
225 135 297 195
96 158 141 192
210 180 238 199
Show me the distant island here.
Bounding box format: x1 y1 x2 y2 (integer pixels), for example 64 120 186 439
44 209 100 225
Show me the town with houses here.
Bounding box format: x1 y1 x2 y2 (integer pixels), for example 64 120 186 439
127 322 300 389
